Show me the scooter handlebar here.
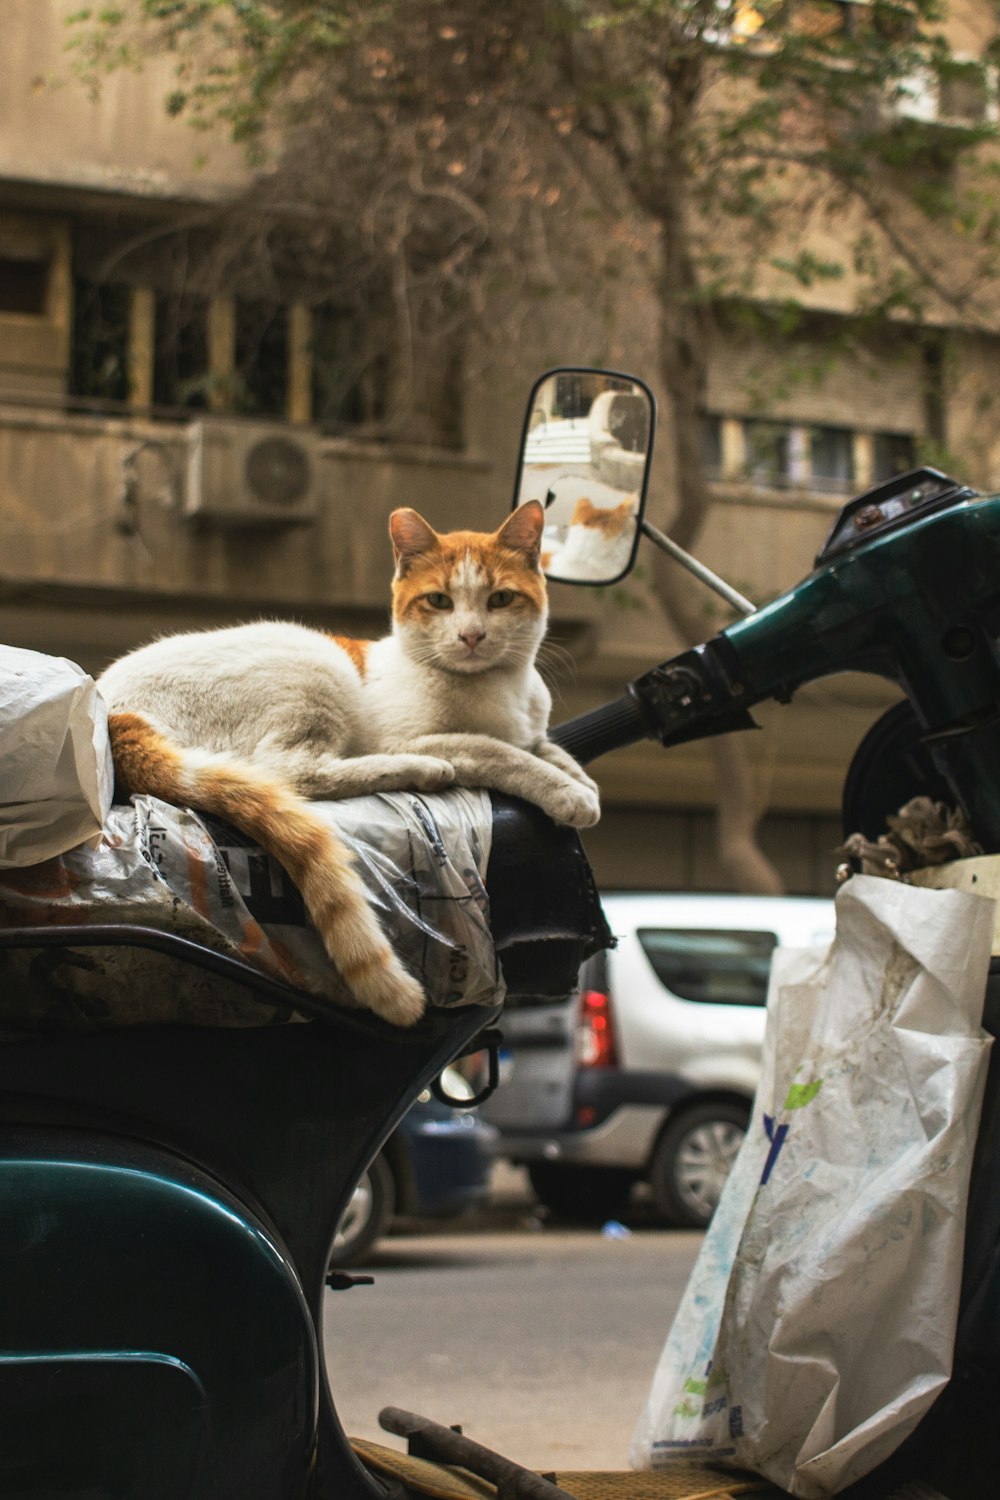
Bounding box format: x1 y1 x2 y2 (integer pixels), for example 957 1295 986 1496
549 692 652 764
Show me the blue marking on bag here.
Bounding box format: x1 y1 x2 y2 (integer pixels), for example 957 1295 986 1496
761 1114 789 1186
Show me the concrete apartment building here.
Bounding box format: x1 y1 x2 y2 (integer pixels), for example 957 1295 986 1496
3 0 999 895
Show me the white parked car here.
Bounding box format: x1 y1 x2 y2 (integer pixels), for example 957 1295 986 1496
481 891 835 1227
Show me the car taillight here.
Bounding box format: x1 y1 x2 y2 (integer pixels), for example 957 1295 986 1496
575 988 617 1069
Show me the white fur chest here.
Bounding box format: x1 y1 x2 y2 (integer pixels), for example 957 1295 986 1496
361 636 550 751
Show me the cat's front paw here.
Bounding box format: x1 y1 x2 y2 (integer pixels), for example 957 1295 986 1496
545 781 601 828
364 753 456 793
399 754 457 792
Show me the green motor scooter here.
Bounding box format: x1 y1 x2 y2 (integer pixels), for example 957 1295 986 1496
2 366 999 1500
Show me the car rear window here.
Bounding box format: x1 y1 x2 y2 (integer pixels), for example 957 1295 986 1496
636 928 778 1006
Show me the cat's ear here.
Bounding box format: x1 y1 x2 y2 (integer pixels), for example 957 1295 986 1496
497 501 544 566
389 509 440 573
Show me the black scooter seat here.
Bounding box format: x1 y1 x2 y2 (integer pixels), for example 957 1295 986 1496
0 793 609 1039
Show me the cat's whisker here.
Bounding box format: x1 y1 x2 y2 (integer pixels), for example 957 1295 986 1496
400 644 442 668
534 645 582 709
537 639 580 683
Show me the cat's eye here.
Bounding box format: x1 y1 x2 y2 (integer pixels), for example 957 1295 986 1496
423 592 453 610
488 590 516 609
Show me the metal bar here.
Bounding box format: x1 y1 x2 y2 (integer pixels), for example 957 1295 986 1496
378 1408 580 1500
640 519 756 617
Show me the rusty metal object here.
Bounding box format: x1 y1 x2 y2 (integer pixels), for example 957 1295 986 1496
379 1407 581 1500
852 504 884 532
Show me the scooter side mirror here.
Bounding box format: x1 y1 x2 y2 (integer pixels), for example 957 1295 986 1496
512 367 655 586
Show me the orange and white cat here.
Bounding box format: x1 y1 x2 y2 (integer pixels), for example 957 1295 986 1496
97 501 599 1027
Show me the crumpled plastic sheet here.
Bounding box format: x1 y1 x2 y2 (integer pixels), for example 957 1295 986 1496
0 788 504 1037
0 646 113 868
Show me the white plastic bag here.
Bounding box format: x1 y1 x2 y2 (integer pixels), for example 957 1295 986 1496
630 875 995 1497
0 645 113 868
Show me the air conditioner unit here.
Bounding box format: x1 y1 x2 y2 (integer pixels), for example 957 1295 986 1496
184 420 319 527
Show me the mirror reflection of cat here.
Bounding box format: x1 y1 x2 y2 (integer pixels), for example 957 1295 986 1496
517 467 639 579
542 495 638 582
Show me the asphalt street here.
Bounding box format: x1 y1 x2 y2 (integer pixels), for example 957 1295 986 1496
323 1207 704 1474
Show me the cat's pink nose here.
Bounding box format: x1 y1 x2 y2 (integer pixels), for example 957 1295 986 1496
459 629 486 650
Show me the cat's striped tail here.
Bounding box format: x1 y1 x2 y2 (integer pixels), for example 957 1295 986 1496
107 712 426 1026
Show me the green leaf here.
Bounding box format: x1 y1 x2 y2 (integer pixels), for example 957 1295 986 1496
784 1079 823 1111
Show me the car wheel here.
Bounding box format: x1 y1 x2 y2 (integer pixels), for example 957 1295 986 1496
527 1162 634 1224
650 1102 750 1229
329 1152 395 1268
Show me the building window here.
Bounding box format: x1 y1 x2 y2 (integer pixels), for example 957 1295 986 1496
0 216 71 396
809 424 854 491
744 419 795 487
873 430 916 481
938 62 992 125
0 257 49 316
153 294 210 410
310 304 389 431
70 279 131 403
234 299 288 417
554 372 595 420
703 413 917 496
67 282 345 423
62 267 455 440
700 413 723 475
